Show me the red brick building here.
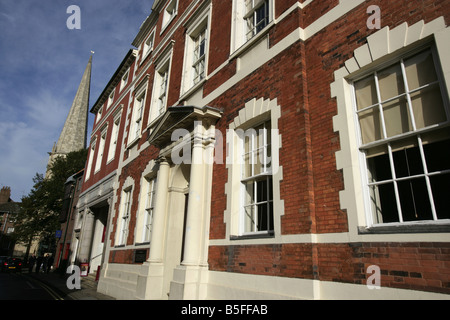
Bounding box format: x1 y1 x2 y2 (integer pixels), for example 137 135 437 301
79 0 450 299
73 50 137 276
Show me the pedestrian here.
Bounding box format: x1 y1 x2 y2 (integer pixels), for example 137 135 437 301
42 254 48 273
35 255 43 273
46 254 54 273
28 254 36 273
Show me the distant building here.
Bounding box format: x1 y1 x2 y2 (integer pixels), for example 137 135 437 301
78 0 450 300
0 187 19 256
54 169 84 272
0 186 37 258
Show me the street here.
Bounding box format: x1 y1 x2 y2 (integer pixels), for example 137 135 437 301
0 271 65 300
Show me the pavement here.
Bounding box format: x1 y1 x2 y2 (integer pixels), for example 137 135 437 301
22 268 115 300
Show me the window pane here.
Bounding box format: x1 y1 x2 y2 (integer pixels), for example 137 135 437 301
355 76 377 110
378 64 405 101
398 178 433 222
383 96 412 137
266 130 272 171
430 173 450 220
358 107 382 144
244 182 254 205
369 183 399 224
244 134 251 154
255 3 268 33
423 138 450 173
256 179 267 202
367 151 392 182
243 153 252 178
246 18 254 39
410 85 446 129
392 144 423 178
254 149 263 175
405 50 438 90
244 205 254 233
257 202 268 230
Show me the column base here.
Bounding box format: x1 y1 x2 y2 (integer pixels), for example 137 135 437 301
135 261 166 300
169 264 208 300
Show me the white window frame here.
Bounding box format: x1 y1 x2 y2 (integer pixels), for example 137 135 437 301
231 0 274 53
128 87 147 144
107 114 121 163
120 69 129 92
107 90 115 109
142 30 155 63
161 0 178 33
352 47 450 226
244 0 271 41
157 68 169 116
94 127 108 173
224 98 283 239
240 120 274 235
141 176 157 243
96 107 103 124
331 18 450 232
118 187 132 246
85 140 96 181
149 51 172 126
192 28 207 85
180 5 211 97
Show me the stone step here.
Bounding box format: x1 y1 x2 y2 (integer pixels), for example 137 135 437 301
81 272 98 289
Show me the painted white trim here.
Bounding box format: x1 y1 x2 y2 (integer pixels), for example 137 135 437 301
206 270 450 300
116 176 135 247
140 29 156 66
161 0 178 34
148 46 174 127
331 17 450 242
180 4 212 98
99 263 450 300
135 160 158 245
84 139 96 181
106 112 122 164
94 125 108 174
224 97 284 241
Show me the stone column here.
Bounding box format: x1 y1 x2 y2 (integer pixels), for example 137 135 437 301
200 123 215 267
77 209 95 264
148 157 170 263
181 122 205 266
170 121 210 300
135 156 170 300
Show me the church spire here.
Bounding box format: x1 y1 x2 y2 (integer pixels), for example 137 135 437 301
46 55 92 175
55 55 92 154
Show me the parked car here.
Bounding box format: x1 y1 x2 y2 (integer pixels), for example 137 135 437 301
0 256 7 270
1 257 22 273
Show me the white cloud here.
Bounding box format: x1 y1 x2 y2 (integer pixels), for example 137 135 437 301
0 88 69 200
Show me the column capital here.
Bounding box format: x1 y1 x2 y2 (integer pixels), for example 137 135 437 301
156 155 169 165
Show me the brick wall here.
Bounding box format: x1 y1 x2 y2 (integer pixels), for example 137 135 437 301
209 242 450 294
207 0 450 295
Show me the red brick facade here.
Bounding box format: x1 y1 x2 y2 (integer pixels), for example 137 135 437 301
204 0 450 295
86 0 450 298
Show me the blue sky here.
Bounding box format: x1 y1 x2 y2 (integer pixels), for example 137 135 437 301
0 0 153 201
